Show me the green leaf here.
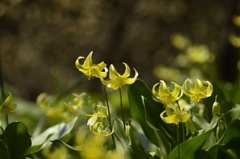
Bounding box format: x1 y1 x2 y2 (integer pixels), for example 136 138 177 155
1 122 31 159
51 139 80 158
51 139 79 151
168 130 212 159
221 119 240 146
130 145 155 159
0 139 9 159
26 117 78 155
128 80 176 144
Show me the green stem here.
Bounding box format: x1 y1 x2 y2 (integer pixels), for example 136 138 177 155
119 88 126 131
181 122 185 142
5 114 8 126
0 126 4 133
103 85 115 148
177 124 180 159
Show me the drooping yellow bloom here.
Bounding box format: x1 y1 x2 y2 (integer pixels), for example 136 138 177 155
182 78 213 103
84 105 113 136
101 63 138 90
0 93 17 114
75 51 108 79
152 80 182 104
87 116 114 136
160 104 191 125
37 93 84 122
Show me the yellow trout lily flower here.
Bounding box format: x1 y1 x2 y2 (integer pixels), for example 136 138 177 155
37 93 83 122
87 113 114 136
152 80 182 104
0 93 17 114
182 78 213 103
160 104 191 125
101 63 138 90
75 51 108 79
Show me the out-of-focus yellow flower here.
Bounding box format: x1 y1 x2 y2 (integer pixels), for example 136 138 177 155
229 34 240 48
101 63 138 90
0 93 16 114
171 33 191 50
81 105 107 118
186 45 213 64
233 15 240 27
160 104 191 125
182 78 213 103
37 93 84 122
75 51 108 79
75 126 122 159
153 65 181 81
0 119 2 127
152 80 182 104
42 145 70 159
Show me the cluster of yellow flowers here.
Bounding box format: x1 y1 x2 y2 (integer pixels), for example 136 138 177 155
152 79 213 125
75 51 138 90
75 51 138 135
37 93 84 122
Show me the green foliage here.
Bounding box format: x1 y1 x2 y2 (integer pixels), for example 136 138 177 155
0 122 31 159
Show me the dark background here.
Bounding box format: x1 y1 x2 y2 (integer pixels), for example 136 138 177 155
0 0 239 101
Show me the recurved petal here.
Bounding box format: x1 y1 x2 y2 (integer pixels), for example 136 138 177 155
100 77 112 86
122 63 131 78
83 51 93 67
157 80 170 97
160 111 179 125
182 78 194 97
203 81 213 97
75 56 88 70
152 83 160 97
123 68 138 85
109 64 121 79
87 113 98 126
180 111 191 122
94 61 107 71
194 79 203 94
171 82 183 98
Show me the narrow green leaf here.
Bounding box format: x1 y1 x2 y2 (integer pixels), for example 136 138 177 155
51 139 79 151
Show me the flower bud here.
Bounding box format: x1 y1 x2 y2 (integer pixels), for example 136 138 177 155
212 101 221 115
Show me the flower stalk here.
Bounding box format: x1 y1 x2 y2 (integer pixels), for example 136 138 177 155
103 85 115 148
119 88 126 131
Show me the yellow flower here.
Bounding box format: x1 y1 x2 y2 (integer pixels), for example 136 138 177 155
42 145 69 159
87 113 113 136
37 93 83 122
160 104 191 125
152 80 182 104
75 51 108 79
75 126 122 159
0 93 16 114
81 105 107 118
101 63 138 90
182 78 213 103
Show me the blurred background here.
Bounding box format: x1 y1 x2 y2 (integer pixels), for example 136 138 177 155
0 0 240 102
